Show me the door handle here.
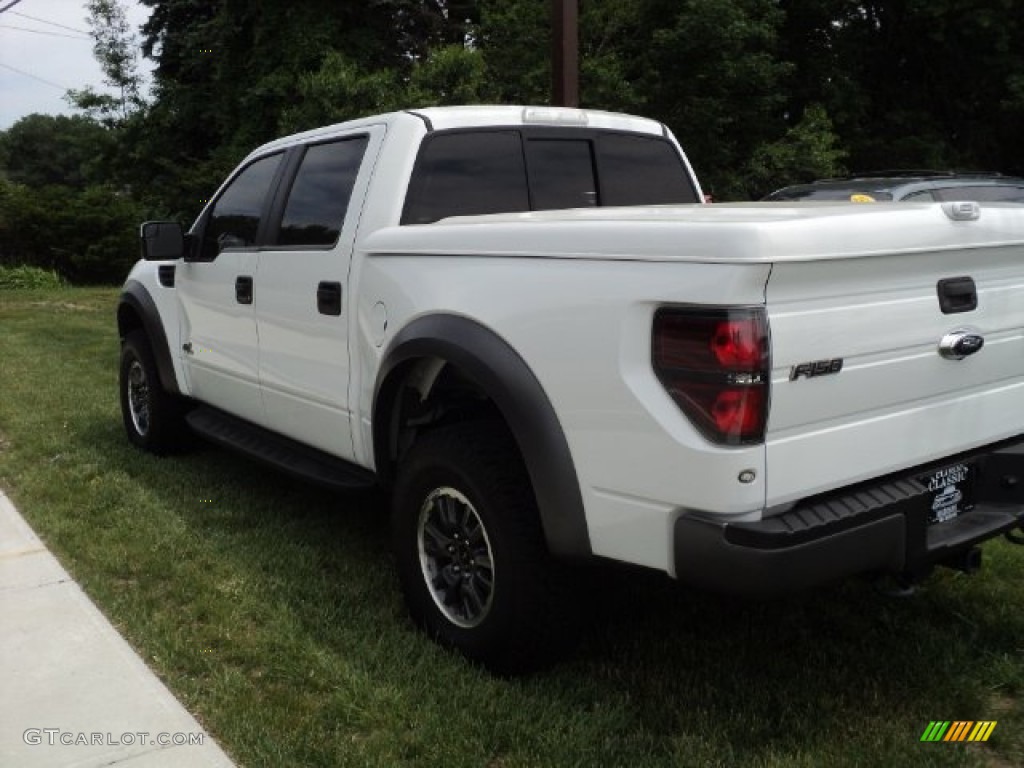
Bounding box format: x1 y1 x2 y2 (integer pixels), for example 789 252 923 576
235 275 253 305
317 281 342 316
937 276 976 314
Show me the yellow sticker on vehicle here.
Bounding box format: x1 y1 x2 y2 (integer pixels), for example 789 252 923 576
850 193 876 203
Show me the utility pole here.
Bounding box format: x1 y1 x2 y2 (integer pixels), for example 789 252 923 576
551 0 579 107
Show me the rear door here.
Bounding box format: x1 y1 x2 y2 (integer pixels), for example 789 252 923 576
253 126 383 460
765 212 1024 508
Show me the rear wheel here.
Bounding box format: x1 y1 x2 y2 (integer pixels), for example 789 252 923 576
391 423 575 674
119 330 190 454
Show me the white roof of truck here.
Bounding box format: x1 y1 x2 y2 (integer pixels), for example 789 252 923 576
253 105 666 156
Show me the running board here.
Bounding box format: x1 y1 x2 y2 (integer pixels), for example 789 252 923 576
185 406 377 491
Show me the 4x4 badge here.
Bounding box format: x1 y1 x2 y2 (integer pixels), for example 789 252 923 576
938 329 984 360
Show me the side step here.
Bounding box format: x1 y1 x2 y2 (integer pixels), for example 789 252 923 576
185 406 377 492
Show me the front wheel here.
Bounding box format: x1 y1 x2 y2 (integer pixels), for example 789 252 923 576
119 330 190 455
391 423 575 675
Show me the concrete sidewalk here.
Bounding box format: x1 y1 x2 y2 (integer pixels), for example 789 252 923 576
0 491 237 767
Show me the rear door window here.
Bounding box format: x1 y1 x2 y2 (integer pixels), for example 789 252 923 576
274 137 369 247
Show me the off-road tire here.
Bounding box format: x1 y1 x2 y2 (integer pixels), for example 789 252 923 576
119 330 190 455
391 422 576 675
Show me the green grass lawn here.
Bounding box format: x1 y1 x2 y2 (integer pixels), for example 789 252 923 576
1 286 1022 767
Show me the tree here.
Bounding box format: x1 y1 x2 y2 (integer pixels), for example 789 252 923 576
378 0 481 61
278 52 403 135
67 0 146 126
0 114 113 188
133 0 415 216
780 0 1024 175
747 103 847 196
111 0 1024 212
408 45 489 106
638 0 793 199
0 179 145 282
476 0 648 111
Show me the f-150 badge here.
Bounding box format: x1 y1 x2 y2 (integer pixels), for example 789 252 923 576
790 358 843 380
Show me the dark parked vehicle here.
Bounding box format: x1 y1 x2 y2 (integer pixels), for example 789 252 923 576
764 171 1024 203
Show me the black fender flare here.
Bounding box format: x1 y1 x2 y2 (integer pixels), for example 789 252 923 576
374 314 591 559
117 279 181 396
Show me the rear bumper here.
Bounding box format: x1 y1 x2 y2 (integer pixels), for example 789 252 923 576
674 438 1024 596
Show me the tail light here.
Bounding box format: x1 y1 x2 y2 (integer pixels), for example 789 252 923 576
652 307 770 445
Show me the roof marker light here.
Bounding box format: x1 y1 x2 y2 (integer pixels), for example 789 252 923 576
522 107 589 126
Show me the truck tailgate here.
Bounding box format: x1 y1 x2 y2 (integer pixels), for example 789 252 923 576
765 204 1024 508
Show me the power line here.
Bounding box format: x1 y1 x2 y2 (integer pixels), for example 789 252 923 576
0 24 91 40
10 10 89 36
0 0 27 15
0 60 68 90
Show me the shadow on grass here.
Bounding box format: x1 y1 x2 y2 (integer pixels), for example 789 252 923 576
78 417 1022 766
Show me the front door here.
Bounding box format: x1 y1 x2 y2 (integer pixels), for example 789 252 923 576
177 151 285 424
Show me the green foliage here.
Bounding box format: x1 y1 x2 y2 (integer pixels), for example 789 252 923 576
0 115 114 188
136 0 407 170
476 0 649 111
0 2 150 285
5 0 1024 251
278 53 402 135
381 0 481 60
279 45 489 137
408 45 490 107
640 0 793 200
747 104 847 197
0 179 145 284
0 265 66 290
476 0 551 105
67 0 147 126
782 0 1024 175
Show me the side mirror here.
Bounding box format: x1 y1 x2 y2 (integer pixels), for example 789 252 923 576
140 221 184 261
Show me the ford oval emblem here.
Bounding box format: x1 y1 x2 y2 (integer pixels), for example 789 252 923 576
938 329 985 360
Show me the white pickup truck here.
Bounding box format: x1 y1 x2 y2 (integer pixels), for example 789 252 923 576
119 105 1024 673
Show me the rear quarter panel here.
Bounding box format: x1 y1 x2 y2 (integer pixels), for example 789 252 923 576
351 248 771 572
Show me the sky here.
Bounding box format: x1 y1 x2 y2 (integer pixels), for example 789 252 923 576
0 0 154 129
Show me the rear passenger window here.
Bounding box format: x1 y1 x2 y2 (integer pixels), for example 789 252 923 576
597 134 698 205
201 153 283 260
526 139 597 209
402 131 529 224
275 137 369 247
